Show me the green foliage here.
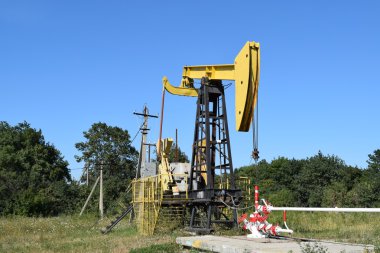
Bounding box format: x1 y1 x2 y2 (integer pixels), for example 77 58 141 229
75 122 138 214
152 142 189 163
167 143 189 163
0 121 75 216
367 150 380 173
237 150 380 208
321 182 347 207
268 188 296 207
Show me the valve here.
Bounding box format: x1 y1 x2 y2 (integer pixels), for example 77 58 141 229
239 185 293 238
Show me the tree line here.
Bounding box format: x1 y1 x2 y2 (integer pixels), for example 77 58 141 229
236 150 380 208
0 121 188 216
0 121 379 217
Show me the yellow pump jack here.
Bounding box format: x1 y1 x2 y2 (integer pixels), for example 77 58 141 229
158 40 260 182
159 41 261 232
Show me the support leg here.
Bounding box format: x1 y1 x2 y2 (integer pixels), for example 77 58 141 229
206 204 212 229
190 206 196 228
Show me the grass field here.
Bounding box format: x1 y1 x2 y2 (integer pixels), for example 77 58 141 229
270 212 380 245
0 212 379 253
0 215 176 253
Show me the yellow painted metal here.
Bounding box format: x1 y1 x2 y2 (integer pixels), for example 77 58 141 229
131 173 252 235
162 76 198 97
162 41 260 132
235 42 260 132
196 139 207 184
156 138 174 191
182 64 235 80
132 175 162 235
236 176 251 203
219 176 252 218
131 173 189 235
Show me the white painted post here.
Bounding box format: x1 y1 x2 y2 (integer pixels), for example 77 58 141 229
99 163 104 219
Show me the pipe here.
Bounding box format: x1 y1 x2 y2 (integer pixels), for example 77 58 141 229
175 128 178 162
283 210 291 230
275 227 293 234
254 185 259 210
269 207 380 213
158 85 166 157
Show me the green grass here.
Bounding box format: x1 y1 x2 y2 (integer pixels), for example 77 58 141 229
0 212 379 252
268 211 380 245
0 214 176 253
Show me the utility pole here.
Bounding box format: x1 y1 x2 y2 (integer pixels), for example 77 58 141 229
134 105 158 178
99 162 104 219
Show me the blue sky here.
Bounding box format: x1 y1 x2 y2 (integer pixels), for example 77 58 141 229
1 1 379 180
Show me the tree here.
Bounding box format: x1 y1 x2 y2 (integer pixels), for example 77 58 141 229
293 151 347 207
236 151 365 207
0 121 74 216
346 180 378 207
321 182 347 207
349 149 380 207
367 149 380 174
167 143 189 163
75 122 138 213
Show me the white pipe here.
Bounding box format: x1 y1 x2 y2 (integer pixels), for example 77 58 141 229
284 221 290 230
275 227 293 234
269 207 380 213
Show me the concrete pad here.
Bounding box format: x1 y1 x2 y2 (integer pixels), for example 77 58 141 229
176 235 375 253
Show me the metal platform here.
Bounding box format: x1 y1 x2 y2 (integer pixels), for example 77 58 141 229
131 173 252 235
176 235 375 253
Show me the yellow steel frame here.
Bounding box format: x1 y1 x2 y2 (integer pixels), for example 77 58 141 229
162 41 260 132
156 138 174 192
132 173 251 235
131 173 188 235
219 176 252 218
132 175 162 235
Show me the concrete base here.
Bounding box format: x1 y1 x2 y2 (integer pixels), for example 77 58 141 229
176 235 375 253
